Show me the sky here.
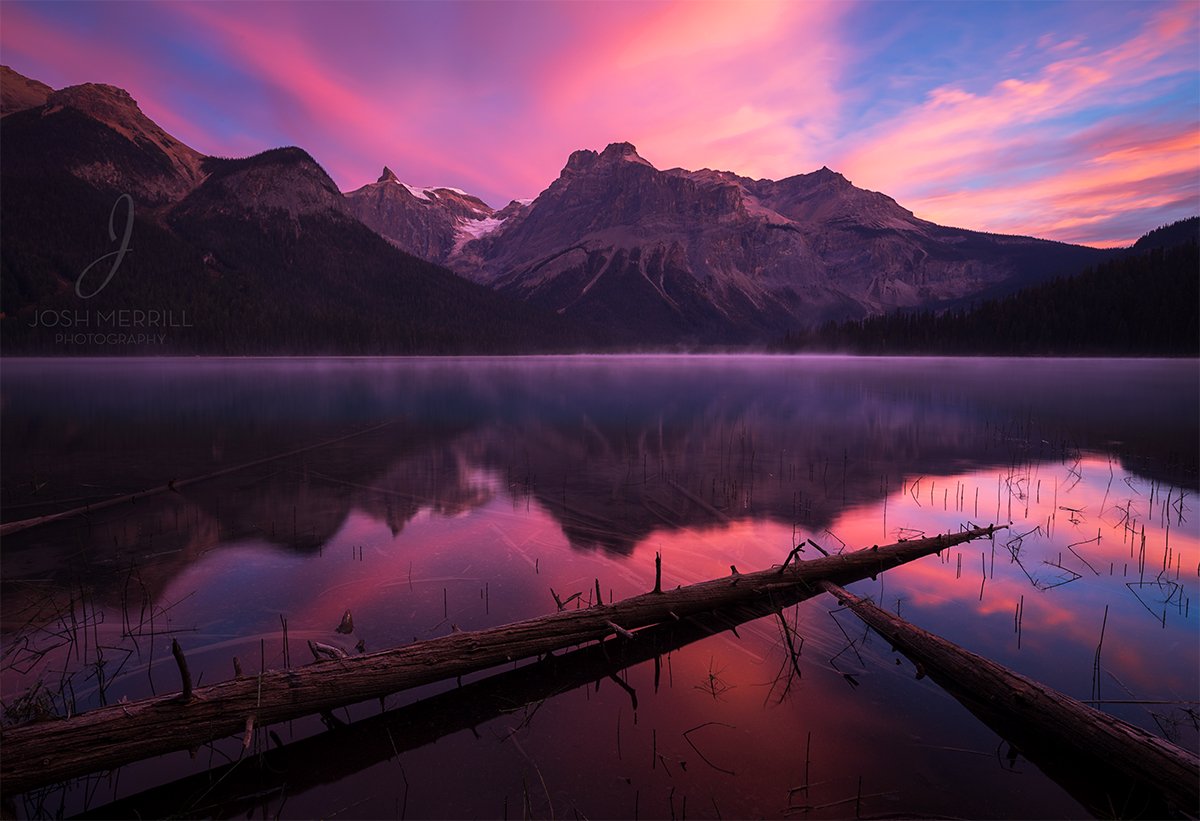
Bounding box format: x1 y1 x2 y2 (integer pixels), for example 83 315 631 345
2 0 1197 247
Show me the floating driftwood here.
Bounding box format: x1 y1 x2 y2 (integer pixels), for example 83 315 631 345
820 580 1200 819
1 525 1000 794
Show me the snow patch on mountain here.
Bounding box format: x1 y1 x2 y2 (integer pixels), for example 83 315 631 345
399 182 432 201
459 216 506 239
397 181 480 203
453 215 507 253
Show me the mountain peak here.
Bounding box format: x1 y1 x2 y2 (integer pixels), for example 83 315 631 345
1 65 53 116
601 141 638 158
561 142 655 178
206 145 320 172
379 166 399 183
47 82 141 123
43 81 202 174
811 166 849 184
180 146 348 224
564 148 600 174
601 141 654 167
20 77 205 203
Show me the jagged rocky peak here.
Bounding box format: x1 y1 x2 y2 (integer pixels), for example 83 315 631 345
345 166 501 264
746 163 918 230
495 199 531 220
560 141 656 180
676 167 755 186
563 148 600 174
809 166 850 185
600 141 652 164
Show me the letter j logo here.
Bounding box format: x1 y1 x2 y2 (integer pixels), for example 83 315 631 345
76 194 134 299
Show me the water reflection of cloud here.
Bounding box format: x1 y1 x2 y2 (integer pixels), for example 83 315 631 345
814 457 1197 709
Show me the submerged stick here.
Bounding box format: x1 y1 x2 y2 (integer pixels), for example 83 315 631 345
0 422 395 538
170 640 193 704
2 526 1001 794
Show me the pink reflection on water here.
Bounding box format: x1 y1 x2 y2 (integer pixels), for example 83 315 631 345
818 456 1198 711
3 445 1194 816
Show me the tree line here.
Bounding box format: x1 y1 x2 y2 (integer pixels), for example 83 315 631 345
778 222 1198 357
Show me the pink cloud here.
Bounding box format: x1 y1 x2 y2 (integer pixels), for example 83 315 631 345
165 4 496 191
531 1 850 180
2 0 1193 243
161 1 854 201
834 1 1199 246
908 123 1198 246
0 4 299 167
0 6 198 145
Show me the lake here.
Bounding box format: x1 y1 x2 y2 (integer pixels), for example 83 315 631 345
2 355 1197 819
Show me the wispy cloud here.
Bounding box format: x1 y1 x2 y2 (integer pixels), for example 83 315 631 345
167 3 495 190
1 0 1195 244
532 1 850 177
834 1 1199 245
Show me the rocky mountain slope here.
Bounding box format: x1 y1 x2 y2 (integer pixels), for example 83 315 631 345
345 167 518 263
2 71 205 207
461 143 1110 340
0 64 52 116
357 141 1111 342
0 68 594 354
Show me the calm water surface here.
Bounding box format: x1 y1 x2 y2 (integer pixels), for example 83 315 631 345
2 356 1197 819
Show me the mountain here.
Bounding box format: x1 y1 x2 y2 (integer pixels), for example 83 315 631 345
345 167 516 263
0 68 596 354
786 219 1199 356
1 65 52 116
355 142 1113 343
447 142 1113 342
1 75 204 206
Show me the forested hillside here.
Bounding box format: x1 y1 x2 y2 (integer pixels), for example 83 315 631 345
779 220 1198 356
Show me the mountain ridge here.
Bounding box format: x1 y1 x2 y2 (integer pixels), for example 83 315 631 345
418 141 1110 340
0 66 1157 352
0 64 52 116
0 68 599 354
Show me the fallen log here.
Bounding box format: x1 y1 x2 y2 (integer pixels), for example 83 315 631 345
0 525 1001 795
820 580 1200 819
81 598 798 819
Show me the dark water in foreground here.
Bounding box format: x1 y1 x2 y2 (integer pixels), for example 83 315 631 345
2 355 1197 819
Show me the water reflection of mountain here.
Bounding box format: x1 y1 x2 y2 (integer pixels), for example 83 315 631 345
454 356 1195 551
2 357 1195 590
